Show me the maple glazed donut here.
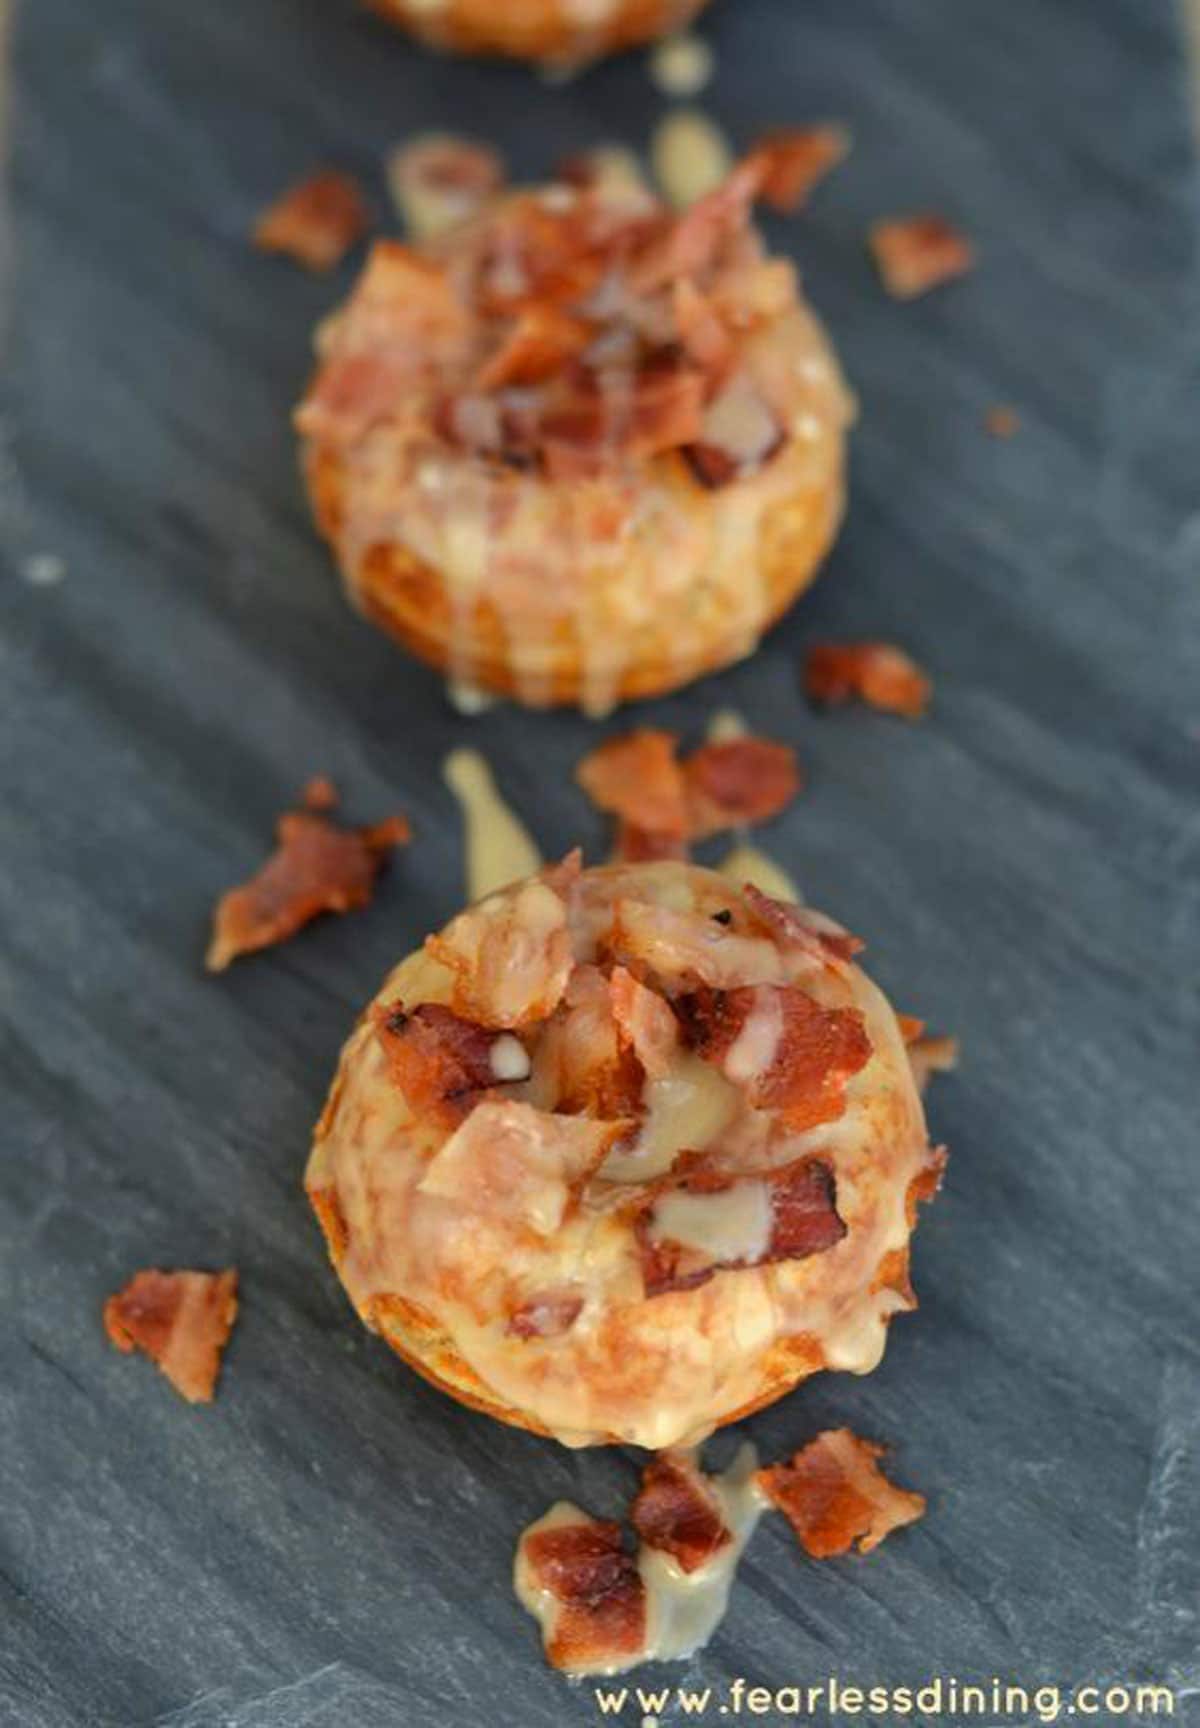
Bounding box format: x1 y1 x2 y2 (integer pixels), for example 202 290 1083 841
296 153 853 714
363 0 710 66
306 859 942 1449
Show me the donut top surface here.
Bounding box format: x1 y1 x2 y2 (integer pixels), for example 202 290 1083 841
308 860 937 1448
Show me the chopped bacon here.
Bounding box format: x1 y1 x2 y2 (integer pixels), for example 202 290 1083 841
518 1514 647 1672
868 213 975 300
684 370 785 489
476 304 595 392
419 1100 628 1236
576 729 688 840
609 966 679 1079
804 641 932 720
631 1453 731 1572
896 1013 925 1044
302 775 339 811
756 1428 926 1557
253 171 370 271
427 877 573 1029
612 820 690 864
984 404 1020 439
507 1289 584 1339
386 133 504 241
672 277 734 378
374 1002 503 1126
537 351 707 477
749 125 850 212
609 898 786 992
683 738 801 838
104 1269 238 1404
907 1034 959 1095
678 984 871 1131
629 154 768 295
742 883 864 964
907 1144 948 1225
538 963 645 1120
638 1155 845 1296
206 807 408 972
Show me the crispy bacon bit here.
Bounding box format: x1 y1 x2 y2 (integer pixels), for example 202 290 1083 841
907 1034 960 1095
750 125 850 212
609 966 679 1079
896 1013 925 1044
253 171 370 271
609 898 785 992
374 1002 501 1126
804 641 932 720
476 304 595 392
631 1453 731 1572
427 877 573 1029
104 1269 238 1405
539 963 646 1120
683 738 801 839
638 1155 845 1296
538 352 708 477
507 1289 584 1339
985 404 1020 439
679 984 871 1131
907 1144 948 1224
386 133 504 241
868 213 975 300
206 806 409 972
684 369 785 488
672 277 734 378
630 153 768 295
577 729 688 839
518 1514 647 1673
756 1429 926 1557
302 775 339 811
742 884 864 964
612 820 690 864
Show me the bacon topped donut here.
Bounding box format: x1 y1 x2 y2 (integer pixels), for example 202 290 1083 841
363 0 710 67
298 152 853 715
307 861 938 1448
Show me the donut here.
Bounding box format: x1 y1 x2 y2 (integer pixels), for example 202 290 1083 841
363 0 710 66
296 154 853 714
306 859 942 1449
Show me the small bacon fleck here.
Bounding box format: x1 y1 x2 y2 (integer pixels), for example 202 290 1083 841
679 984 871 1131
518 1515 647 1672
749 125 850 212
804 641 932 720
476 304 594 392
683 738 801 839
868 213 975 300
206 806 409 972
631 1453 731 1572
104 1269 238 1404
375 1002 501 1126
756 1428 926 1557
907 1034 960 1095
577 729 688 841
984 404 1020 439
253 171 370 271
742 884 864 965
302 775 339 811
609 966 679 1080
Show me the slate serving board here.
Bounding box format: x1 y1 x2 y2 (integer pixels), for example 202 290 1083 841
2 1 1198 1724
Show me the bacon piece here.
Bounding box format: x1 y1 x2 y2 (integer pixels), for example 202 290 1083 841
804 641 932 720
427 877 573 1029
386 133 504 241
678 984 871 1131
868 213 975 300
742 883 864 965
374 1002 504 1126
684 369 785 489
104 1269 238 1405
907 1034 959 1095
517 1513 647 1673
756 1429 926 1557
612 820 690 864
896 1014 925 1044
683 738 801 839
984 404 1020 439
629 154 768 295
476 304 595 392
609 966 679 1080
609 898 787 992
206 807 408 972
536 963 645 1120
631 1453 731 1572
576 729 688 839
749 125 850 212
638 1155 845 1296
253 171 370 271
507 1289 584 1339
418 1100 627 1236
302 775 339 811
672 277 734 378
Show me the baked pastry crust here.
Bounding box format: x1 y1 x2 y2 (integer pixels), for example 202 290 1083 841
364 0 710 65
307 861 939 1449
298 170 853 714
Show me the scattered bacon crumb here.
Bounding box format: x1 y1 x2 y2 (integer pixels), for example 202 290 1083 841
907 1034 960 1095
984 404 1020 439
252 171 370 271
868 213 974 299
609 965 679 1079
507 1290 584 1339
206 805 408 972
804 641 932 720
104 1269 238 1405
476 304 595 392
519 1516 647 1671
756 1429 926 1557
742 884 864 965
896 1013 925 1044
679 983 871 1131
302 775 339 811
577 730 688 841
631 1453 731 1572
683 738 801 839
375 1002 501 1126
750 125 850 212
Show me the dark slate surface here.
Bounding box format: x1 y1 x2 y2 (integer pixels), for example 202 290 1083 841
2 1 1198 1724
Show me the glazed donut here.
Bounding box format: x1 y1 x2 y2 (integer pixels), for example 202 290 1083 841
296 155 853 714
306 859 941 1449
363 0 710 66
